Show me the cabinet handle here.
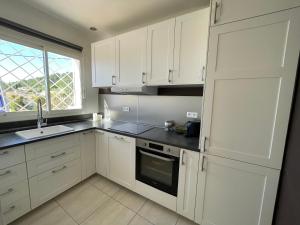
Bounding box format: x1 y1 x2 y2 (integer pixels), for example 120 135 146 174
202 136 208 152
181 150 185 165
142 72 146 84
83 130 93 135
213 0 221 24
112 75 116 85
0 151 9 156
3 205 15 214
51 152 66 159
0 170 11 177
201 155 206 172
168 69 172 83
114 136 125 141
52 165 67 174
201 66 206 81
0 188 13 197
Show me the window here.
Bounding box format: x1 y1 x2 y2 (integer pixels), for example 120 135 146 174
0 37 82 113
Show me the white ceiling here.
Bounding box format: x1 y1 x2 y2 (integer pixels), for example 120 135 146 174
21 0 210 40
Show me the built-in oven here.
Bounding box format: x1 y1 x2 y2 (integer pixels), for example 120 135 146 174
136 139 180 196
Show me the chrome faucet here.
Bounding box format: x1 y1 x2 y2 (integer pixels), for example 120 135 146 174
37 99 46 129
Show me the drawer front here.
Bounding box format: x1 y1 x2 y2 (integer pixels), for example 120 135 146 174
0 180 29 209
2 196 31 225
27 146 80 177
0 146 25 170
29 159 81 208
0 163 27 189
25 134 79 161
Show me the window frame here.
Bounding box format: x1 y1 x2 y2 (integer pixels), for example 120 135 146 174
0 26 84 119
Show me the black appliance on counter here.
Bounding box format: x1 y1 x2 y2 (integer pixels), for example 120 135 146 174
136 139 180 196
185 120 200 137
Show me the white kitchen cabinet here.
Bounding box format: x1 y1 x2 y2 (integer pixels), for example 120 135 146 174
177 149 200 221
195 154 280 225
116 27 147 86
210 0 300 26
29 159 81 209
147 18 175 85
91 37 116 87
95 130 108 177
201 8 300 169
173 8 210 85
107 133 136 189
80 130 96 180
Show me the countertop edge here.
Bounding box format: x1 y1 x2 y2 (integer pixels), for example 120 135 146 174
0 122 200 152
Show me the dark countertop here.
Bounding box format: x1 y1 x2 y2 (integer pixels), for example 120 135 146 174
0 120 200 152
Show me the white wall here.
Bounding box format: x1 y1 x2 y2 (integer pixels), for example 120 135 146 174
0 0 99 122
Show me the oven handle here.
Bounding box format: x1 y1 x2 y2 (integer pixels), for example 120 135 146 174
139 150 175 162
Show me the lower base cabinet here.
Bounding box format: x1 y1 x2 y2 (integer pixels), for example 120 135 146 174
177 149 199 221
2 196 30 225
80 131 96 180
95 130 109 177
29 159 82 208
195 154 280 225
107 133 136 190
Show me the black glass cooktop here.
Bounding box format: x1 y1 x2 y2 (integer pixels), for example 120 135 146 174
109 122 154 135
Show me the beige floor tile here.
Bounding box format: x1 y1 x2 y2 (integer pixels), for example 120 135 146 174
81 198 135 225
176 217 198 225
129 215 153 225
113 187 146 212
91 175 120 197
56 181 110 224
138 200 178 225
10 201 77 225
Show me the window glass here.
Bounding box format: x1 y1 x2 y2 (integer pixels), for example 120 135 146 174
0 39 46 112
0 37 82 113
48 52 82 110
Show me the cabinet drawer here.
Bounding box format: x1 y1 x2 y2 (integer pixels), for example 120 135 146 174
29 159 81 208
27 146 80 177
0 180 29 209
0 163 27 189
0 146 25 170
2 196 31 225
25 134 79 161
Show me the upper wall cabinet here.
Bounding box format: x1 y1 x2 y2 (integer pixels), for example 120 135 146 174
173 8 210 85
91 7 210 87
211 0 300 26
147 19 175 85
116 27 147 86
91 37 116 87
201 8 300 169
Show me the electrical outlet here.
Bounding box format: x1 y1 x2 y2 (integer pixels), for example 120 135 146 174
122 106 130 112
187 112 198 118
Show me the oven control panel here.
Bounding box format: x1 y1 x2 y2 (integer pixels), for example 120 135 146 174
136 139 180 157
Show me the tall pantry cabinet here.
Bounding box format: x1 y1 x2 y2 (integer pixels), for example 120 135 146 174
196 1 300 225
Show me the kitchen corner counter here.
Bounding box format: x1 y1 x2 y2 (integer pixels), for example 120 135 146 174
0 120 200 152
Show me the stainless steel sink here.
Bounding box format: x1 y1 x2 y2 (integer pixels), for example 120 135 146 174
15 125 74 140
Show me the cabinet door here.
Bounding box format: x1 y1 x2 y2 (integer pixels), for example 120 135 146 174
107 134 135 189
92 37 116 87
116 27 147 86
95 130 108 177
195 154 280 225
80 131 96 180
147 19 175 85
201 8 300 169
173 8 210 85
211 0 300 26
29 159 81 208
177 149 200 221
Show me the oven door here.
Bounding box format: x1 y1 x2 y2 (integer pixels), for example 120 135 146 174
136 147 179 196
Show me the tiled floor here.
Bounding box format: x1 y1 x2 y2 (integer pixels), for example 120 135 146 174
11 175 198 225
